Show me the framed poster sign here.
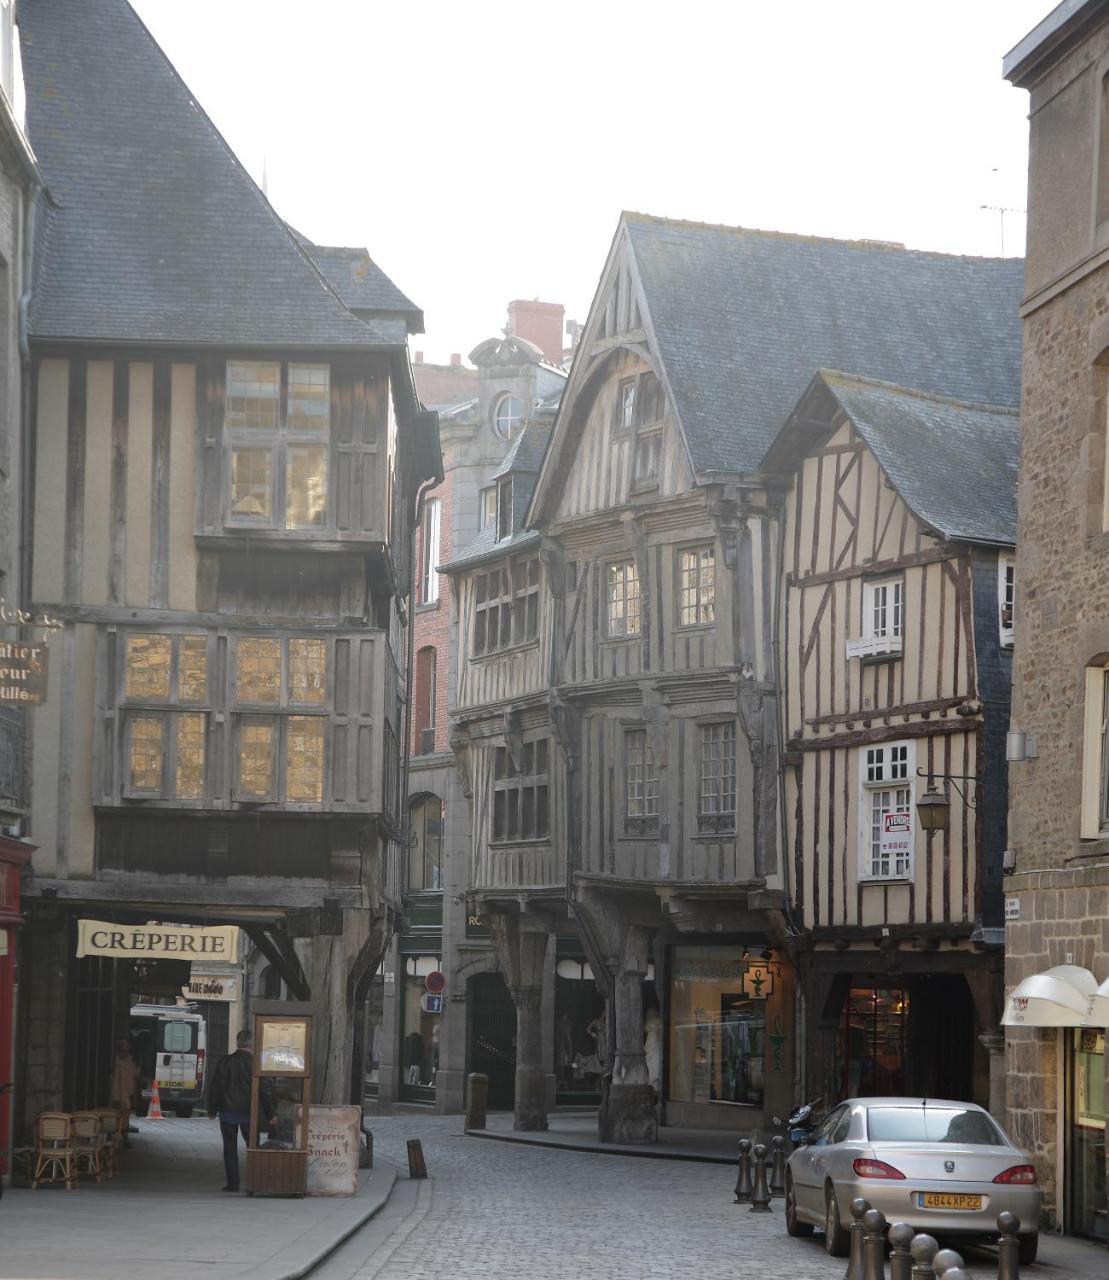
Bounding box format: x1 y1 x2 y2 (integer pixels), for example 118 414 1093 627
258 1017 310 1074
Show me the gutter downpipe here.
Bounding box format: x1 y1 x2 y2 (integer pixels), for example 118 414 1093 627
17 180 39 607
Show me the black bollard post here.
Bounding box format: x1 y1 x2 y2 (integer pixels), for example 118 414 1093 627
888 1222 914 1280
932 1248 966 1278
862 1208 888 1280
733 1137 753 1204
844 1197 870 1280
909 1233 939 1280
769 1134 786 1197
749 1142 773 1212
996 1211 1021 1280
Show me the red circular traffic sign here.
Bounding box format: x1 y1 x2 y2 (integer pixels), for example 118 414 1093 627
425 970 447 995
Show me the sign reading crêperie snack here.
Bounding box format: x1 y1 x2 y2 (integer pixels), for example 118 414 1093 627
0 642 48 704
76 919 238 961
307 1105 361 1196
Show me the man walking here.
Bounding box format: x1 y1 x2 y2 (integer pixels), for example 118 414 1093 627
208 1029 264 1192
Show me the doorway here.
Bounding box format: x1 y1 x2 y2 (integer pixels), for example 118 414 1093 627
468 972 516 1109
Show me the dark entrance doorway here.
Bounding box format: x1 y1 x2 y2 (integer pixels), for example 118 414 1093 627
468 972 515 1109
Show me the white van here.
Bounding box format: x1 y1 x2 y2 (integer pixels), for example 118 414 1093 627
130 1003 207 1118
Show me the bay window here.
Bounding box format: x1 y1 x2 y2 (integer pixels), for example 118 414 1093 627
473 558 539 656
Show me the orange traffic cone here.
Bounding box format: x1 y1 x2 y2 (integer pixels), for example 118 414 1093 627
147 1082 165 1120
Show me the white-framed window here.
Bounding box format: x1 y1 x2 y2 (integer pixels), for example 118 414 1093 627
492 394 525 440
481 486 498 531
225 360 330 530
625 729 659 835
1080 661 1109 839
606 560 641 637
492 738 550 841
678 546 715 627
418 497 441 605
697 721 736 833
998 555 1015 647
496 476 513 541
614 378 636 433
859 740 914 880
847 578 904 659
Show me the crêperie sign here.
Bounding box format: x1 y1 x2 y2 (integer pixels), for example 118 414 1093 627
77 919 238 960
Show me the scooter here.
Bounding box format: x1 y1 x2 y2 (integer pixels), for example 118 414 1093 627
775 1095 822 1148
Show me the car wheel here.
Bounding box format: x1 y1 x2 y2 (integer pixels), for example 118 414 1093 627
1018 1234 1038 1266
785 1172 814 1237
175 1105 193 1119
824 1184 851 1257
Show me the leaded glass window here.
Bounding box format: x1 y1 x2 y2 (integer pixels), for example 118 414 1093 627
236 637 282 704
625 729 659 834
679 547 715 627
607 560 641 637
697 722 736 832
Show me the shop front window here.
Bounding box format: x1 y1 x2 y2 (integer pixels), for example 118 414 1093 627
837 987 909 1098
1070 1029 1107 1239
555 958 608 1103
668 946 766 1107
401 954 442 1097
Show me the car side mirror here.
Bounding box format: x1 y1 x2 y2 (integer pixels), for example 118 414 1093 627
789 1127 810 1146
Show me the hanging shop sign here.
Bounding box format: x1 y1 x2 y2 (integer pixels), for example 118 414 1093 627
77 919 239 961
182 974 239 1001
0 642 48 705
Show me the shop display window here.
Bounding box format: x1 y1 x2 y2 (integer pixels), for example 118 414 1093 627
1069 1029 1107 1239
837 987 909 1098
668 946 766 1107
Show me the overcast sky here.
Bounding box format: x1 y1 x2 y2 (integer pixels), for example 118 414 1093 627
132 0 1050 365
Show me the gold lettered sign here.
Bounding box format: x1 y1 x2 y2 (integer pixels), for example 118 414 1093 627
0 642 48 705
76 919 239 961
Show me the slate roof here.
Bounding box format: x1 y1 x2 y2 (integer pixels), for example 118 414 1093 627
624 213 1025 475
771 371 1020 546
288 228 423 333
19 0 394 349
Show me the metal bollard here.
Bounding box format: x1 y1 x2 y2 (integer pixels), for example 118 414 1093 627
931 1248 966 1278
909 1233 939 1280
862 1208 888 1280
406 1138 427 1179
769 1134 786 1197
845 1197 870 1280
996 1211 1021 1280
465 1072 489 1130
888 1222 914 1280
733 1137 753 1204
749 1142 773 1212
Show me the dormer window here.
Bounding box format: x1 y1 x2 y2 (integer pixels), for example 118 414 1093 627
225 360 330 530
496 477 513 541
492 394 525 440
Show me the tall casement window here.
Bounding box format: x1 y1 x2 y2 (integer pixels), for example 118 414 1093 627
1081 660 1109 839
496 476 513 541
678 546 715 627
417 497 441 605
408 794 443 890
492 739 550 841
607 560 641 637
472 558 539 656
860 741 914 879
697 722 736 833
414 647 436 755
233 635 327 804
615 378 637 433
122 633 210 801
480 486 497 531
225 360 330 529
625 729 659 834
998 555 1015 647
848 578 904 659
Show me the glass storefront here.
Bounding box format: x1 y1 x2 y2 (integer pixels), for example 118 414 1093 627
1069 1029 1107 1240
837 987 909 1098
668 946 768 1107
401 954 441 1100
555 959 609 1104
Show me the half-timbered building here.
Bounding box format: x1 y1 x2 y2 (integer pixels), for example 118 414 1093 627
765 370 1019 1117
13 0 439 1127
450 212 1024 1143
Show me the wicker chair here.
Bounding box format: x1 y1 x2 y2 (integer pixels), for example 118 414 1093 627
32 1111 76 1190
71 1111 103 1181
92 1108 121 1178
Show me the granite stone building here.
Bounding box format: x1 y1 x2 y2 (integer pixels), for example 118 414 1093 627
11 0 438 1138
1002 0 1109 1239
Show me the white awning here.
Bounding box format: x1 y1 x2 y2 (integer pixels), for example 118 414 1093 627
1002 965 1101 1028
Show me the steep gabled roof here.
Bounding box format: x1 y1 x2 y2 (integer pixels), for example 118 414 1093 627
287 228 424 334
19 0 395 349
767 371 1019 546
623 213 1024 475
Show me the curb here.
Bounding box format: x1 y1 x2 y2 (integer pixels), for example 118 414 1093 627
464 1128 736 1165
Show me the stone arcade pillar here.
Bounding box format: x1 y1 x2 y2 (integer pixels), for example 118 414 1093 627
979 1032 1007 1126
489 912 552 1131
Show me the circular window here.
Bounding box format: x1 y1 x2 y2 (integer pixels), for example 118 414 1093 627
492 394 525 439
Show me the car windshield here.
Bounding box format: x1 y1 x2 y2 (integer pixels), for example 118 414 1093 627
866 1107 1003 1145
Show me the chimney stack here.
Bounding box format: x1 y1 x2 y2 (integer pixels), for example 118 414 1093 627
507 299 566 365
450 353 461 367
414 351 424 364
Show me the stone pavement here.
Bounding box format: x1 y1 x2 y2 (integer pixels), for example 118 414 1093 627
469 1107 739 1162
0 1115 398 1280
315 1115 1109 1280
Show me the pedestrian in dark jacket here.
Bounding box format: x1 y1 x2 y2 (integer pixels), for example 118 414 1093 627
208 1029 270 1192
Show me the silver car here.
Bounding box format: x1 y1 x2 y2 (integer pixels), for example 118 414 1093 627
784 1097 1042 1265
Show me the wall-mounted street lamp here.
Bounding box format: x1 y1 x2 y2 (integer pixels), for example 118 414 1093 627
914 768 980 833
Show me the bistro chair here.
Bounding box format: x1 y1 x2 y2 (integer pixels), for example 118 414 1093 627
92 1108 122 1178
31 1111 76 1190
71 1111 104 1182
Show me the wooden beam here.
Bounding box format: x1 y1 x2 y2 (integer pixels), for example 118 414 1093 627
245 925 311 1001
806 695 969 729
787 545 954 590
787 716 969 753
